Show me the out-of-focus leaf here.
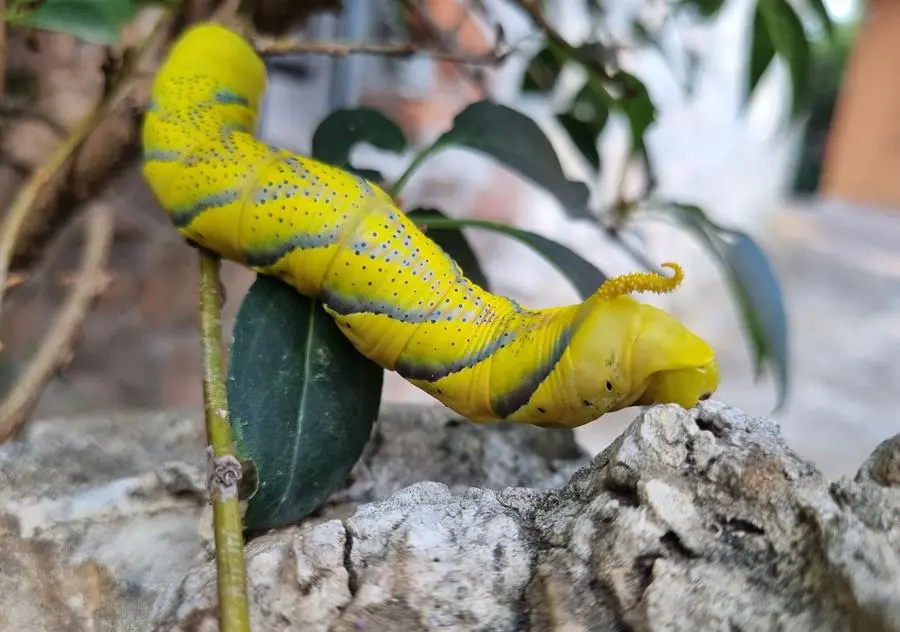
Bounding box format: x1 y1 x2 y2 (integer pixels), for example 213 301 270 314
572 85 610 132
575 41 618 69
748 3 776 103
684 0 726 17
632 19 654 44
648 202 789 410
555 84 608 172
806 0 835 39
613 71 656 149
759 0 811 117
720 232 788 397
521 46 562 93
14 0 139 44
410 215 607 300
311 107 407 182
556 113 600 171
227 276 383 531
428 100 592 219
406 208 491 291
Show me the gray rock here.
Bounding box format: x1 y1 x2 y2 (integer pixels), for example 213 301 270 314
0 410 210 632
152 402 900 632
322 403 589 513
0 404 587 631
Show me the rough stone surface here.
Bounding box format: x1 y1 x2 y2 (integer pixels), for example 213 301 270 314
0 411 210 632
0 403 587 631
152 402 900 632
322 403 589 512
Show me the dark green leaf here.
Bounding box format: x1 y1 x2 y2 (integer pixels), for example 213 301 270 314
650 202 789 410
719 231 788 406
685 0 726 17
432 100 592 219
409 215 607 300
561 83 610 170
311 107 407 182
14 0 139 44
806 0 835 39
760 0 811 117
227 276 383 531
748 3 776 103
631 19 653 43
573 82 611 130
406 208 491 291
556 113 600 171
574 42 617 68
521 46 562 93
613 71 656 149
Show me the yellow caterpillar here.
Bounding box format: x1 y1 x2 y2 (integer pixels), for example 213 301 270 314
141 23 719 429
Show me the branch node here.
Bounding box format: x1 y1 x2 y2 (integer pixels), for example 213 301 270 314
210 454 243 502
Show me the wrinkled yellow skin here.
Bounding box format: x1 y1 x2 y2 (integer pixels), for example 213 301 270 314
141 23 719 428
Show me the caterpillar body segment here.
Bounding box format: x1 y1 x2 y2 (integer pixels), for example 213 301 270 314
142 23 720 429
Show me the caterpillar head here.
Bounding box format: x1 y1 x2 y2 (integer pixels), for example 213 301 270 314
571 263 719 414
627 302 719 409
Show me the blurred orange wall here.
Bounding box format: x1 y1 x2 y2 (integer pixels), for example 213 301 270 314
820 0 900 209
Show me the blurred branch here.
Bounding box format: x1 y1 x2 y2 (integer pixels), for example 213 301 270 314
0 97 117 318
510 0 587 62
0 203 114 442
0 9 176 321
254 37 509 64
401 0 495 92
510 0 620 96
606 225 661 273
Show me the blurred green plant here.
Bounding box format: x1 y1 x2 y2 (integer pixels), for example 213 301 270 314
2 0 171 44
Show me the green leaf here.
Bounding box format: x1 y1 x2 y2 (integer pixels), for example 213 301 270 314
431 100 592 219
631 19 653 44
409 215 607 300
227 276 383 531
572 84 610 132
521 46 562 93
759 0 811 117
555 84 608 172
748 3 776 103
13 0 139 44
806 0 835 40
556 113 600 171
650 202 789 410
613 71 656 149
406 208 491 291
684 0 726 17
720 232 788 399
311 107 407 183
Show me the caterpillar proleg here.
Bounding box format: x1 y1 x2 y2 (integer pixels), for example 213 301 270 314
141 23 719 429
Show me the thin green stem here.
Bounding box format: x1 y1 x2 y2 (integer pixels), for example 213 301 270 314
389 141 444 198
198 250 251 632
